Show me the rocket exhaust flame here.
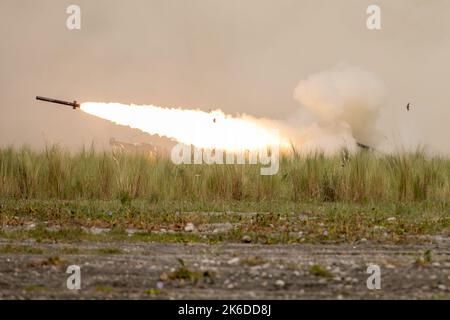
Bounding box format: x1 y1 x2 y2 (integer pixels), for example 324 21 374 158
80 102 286 152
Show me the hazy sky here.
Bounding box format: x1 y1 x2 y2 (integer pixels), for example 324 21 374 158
1 0 449 152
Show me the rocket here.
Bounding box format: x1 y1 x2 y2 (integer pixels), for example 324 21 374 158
36 96 80 110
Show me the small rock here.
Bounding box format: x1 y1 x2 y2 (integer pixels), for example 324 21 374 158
437 284 447 291
227 283 235 289
298 214 308 221
387 217 396 222
242 235 252 243
432 262 441 267
89 227 109 235
201 259 215 265
275 280 285 288
227 257 240 265
210 222 234 234
184 223 195 232
249 268 260 277
156 281 164 289
323 230 328 237
25 223 37 230
160 228 167 233
332 267 341 274
159 273 169 281
126 228 139 235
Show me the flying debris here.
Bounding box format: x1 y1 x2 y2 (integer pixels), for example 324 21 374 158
356 142 372 150
406 103 411 111
209 109 217 123
36 96 80 110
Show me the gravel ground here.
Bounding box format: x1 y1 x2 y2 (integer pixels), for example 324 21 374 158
0 238 449 299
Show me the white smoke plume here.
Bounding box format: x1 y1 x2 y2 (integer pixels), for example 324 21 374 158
286 64 387 154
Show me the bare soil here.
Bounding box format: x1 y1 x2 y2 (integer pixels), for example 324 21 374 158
1 238 449 299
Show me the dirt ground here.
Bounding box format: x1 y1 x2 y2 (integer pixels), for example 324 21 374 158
1 238 449 299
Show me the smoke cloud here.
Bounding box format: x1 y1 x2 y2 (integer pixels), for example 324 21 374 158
286 64 386 153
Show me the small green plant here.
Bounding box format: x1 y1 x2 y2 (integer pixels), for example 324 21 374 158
95 286 114 293
0 245 44 254
144 288 161 295
58 247 81 254
160 258 215 283
241 256 266 266
309 264 332 278
424 249 433 263
171 258 195 280
24 284 46 292
119 191 132 205
44 256 63 266
96 247 123 255
415 249 433 266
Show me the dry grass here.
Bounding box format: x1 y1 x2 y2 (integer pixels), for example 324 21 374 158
0 145 449 204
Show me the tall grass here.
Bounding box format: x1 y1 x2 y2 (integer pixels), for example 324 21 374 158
0 145 449 204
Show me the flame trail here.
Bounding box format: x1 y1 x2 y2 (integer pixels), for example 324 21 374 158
80 102 286 151
80 65 386 155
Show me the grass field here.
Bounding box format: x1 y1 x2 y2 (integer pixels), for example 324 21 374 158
1 146 449 299
0 146 449 244
1 145 449 203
